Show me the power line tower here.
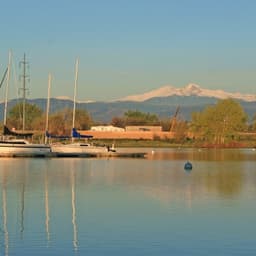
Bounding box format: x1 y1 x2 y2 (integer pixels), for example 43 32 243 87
170 106 180 132
19 53 30 131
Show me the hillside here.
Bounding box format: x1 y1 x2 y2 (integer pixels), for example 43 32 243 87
0 96 255 123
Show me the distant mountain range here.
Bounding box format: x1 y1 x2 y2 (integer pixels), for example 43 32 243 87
0 84 256 123
119 83 256 102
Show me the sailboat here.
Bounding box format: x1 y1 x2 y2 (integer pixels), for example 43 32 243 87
0 51 51 157
48 58 114 157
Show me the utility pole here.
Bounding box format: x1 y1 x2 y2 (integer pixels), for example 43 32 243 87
19 53 29 131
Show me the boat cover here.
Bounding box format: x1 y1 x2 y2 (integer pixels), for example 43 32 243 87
3 125 33 138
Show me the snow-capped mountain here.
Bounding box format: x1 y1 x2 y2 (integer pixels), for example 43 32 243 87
119 84 256 102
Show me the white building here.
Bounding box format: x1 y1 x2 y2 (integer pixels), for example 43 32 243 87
90 125 125 132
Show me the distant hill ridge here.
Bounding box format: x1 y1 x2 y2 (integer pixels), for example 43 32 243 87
0 84 255 123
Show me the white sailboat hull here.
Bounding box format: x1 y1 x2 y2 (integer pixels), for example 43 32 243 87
0 141 51 157
51 143 109 156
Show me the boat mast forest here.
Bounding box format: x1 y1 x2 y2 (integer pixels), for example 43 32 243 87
0 51 51 157
1 51 33 137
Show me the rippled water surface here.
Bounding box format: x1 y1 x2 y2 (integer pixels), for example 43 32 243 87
0 148 256 255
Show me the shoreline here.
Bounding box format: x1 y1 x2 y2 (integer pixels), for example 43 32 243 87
89 139 256 149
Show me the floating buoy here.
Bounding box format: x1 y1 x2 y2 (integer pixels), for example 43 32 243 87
184 161 192 171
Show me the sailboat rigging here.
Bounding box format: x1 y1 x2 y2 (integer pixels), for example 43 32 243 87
0 51 51 157
49 58 114 156
0 67 8 88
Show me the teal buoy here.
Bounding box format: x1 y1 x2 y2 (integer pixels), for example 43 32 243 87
184 161 192 171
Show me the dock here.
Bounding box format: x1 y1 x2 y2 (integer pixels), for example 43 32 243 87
0 151 147 158
53 151 147 158
90 151 147 158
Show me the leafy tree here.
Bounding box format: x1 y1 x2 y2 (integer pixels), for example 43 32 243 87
111 116 126 128
48 108 92 135
75 109 93 129
173 120 188 142
7 102 43 130
111 110 160 127
159 118 171 131
124 110 160 125
251 114 256 131
190 99 248 144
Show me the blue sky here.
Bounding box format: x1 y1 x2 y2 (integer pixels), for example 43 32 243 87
1 0 256 101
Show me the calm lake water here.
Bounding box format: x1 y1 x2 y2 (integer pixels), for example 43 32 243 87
0 148 256 256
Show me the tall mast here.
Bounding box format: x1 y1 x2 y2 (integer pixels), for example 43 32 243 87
4 51 12 126
19 53 29 131
45 73 52 144
72 58 79 140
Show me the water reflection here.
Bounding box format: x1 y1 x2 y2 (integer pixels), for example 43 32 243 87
44 169 50 244
2 175 9 256
19 179 26 240
70 167 78 251
0 149 255 255
147 148 256 161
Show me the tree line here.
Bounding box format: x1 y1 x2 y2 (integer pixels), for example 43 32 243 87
2 98 256 144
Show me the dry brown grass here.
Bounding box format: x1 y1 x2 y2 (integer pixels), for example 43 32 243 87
79 130 176 140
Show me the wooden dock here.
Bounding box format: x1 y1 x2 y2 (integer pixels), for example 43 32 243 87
53 151 147 158
0 151 147 158
90 151 147 158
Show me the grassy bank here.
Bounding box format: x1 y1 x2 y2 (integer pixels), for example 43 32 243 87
92 139 193 148
92 138 256 148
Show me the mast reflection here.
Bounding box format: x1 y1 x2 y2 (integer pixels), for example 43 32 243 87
2 174 9 256
71 167 78 251
44 169 50 244
20 182 25 239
